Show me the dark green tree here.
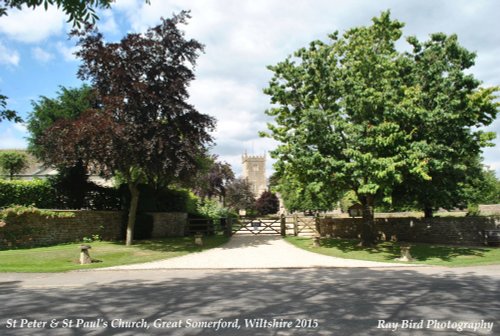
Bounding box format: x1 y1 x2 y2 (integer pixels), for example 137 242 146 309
263 11 498 245
390 33 499 217
0 151 28 180
463 167 500 206
27 85 96 157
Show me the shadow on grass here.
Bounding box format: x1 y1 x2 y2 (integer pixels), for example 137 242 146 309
317 238 489 262
408 244 486 262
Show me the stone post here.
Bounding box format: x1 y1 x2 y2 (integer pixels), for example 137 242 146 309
79 245 92 264
397 244 414 262
194 233 203 246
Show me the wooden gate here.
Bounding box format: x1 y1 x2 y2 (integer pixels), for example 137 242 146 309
232 217 285 236
293 215 318 237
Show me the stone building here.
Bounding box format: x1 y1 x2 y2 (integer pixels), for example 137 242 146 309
242 153 267 198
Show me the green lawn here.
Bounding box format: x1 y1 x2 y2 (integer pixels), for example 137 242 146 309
0 235 229 272
285 236 500 267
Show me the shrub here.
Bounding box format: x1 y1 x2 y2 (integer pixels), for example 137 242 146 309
195 199 237 220
255 191 280 215
0 205 75 223
0 179 57 208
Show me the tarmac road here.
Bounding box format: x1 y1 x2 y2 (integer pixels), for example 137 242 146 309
1 266 499 336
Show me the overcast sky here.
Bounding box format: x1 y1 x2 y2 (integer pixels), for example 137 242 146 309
0 0 499 177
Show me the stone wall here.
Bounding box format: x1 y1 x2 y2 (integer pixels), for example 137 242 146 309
149 212 187 238
0 210 187 249
319 216 500 246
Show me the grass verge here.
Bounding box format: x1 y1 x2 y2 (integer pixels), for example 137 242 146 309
285 236 500 267
0 235 229 273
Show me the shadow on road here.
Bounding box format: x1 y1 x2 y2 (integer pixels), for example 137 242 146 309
1 268 499 335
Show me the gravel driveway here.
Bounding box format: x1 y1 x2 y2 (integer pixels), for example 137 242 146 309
103 234 421 270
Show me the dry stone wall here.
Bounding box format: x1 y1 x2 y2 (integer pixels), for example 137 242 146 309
0 210 187 249
319 216 500 246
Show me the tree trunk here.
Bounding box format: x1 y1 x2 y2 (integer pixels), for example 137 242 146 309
126 182 140 246
359 194 377 246
424 206 433 218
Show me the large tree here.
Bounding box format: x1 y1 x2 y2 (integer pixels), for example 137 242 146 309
37 12 215 245
263 11 498 245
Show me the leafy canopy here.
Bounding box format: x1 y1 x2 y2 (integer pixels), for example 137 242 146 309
37 11 214 245
263 11 498 221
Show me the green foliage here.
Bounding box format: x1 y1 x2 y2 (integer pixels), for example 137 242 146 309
0 179 56 208
195 199 236 220
255 191 280 215
0 175 121 210
0 92 22 123
0 151 29 180
263 11 499 228
466 204 480 217
340 191 359 213
271 170 335 212
465 169 500 205
82 234 102 243
0 205 75 224
0 0 117 27
27 85 96 157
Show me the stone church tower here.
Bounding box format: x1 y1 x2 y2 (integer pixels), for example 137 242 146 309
242 153 267 198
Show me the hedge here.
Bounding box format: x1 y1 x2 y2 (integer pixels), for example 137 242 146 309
0 179 57 208
0 179 121 210
0 179 199 213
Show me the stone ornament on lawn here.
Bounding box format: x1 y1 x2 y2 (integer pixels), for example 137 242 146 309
194 233 203 246
396 244 414 262
79 244 92 264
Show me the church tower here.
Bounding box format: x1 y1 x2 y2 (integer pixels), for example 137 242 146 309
242 153 267 198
